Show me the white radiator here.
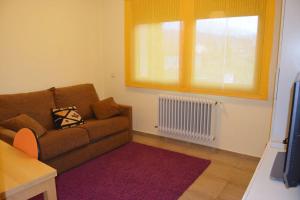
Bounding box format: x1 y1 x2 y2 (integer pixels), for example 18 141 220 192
158 95 217 142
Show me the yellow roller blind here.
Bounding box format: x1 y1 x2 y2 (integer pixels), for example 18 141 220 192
125 0 275 99
194 0 264 19
131 0 181 24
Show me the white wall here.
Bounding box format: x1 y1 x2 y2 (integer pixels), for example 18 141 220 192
0 0 105 97
271 0 300 146
100 0 282 157
0 0 283 157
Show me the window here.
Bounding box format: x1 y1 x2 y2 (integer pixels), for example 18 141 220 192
193 16 258 90
134 22 181 84
125 0 275 99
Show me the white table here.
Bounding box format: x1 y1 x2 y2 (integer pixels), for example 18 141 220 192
243 142 300 200
0 141 57 200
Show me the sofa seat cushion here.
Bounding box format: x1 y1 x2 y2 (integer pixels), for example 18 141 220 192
39 127 89 161
54 84 99 120
0 89 56 130
81 116 129 142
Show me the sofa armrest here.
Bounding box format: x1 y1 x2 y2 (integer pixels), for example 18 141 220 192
0 127 17 145
119 104 132 131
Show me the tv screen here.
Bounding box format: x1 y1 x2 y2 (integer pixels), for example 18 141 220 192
283 81 300 187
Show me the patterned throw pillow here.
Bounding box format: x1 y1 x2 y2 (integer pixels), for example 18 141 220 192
52 106 84 129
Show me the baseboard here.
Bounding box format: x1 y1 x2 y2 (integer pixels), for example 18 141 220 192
132 129 215 147
132 129 260 159
270 141 285 151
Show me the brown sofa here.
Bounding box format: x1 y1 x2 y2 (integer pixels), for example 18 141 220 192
0 84 132 173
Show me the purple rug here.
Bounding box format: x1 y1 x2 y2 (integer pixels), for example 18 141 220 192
33 142 210 200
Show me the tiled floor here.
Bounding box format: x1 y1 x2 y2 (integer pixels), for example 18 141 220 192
132 132 260 200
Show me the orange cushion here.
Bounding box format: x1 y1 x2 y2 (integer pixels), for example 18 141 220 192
13 128 39 159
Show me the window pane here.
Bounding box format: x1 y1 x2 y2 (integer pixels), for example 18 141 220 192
134 22 180 84
193 16 259 90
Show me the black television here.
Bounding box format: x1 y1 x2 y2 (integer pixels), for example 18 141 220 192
271 80 300 187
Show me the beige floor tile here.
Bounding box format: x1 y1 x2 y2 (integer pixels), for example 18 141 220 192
182 175 227 199
132 132 257 200
180 189 214 200
202 160 235 181
227 167 254 187
217 183 246 200
210 150 241 167
235 156 259 172
182 144 215 160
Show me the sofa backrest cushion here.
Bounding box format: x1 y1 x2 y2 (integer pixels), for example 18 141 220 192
54 84 99 120
91 97 121 120
0 114 47 138
0 89 56 130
